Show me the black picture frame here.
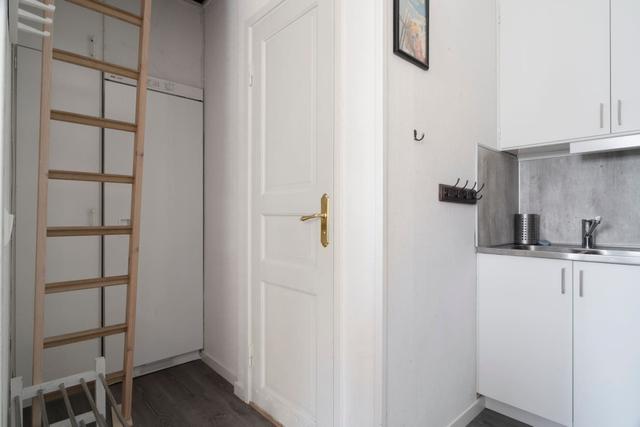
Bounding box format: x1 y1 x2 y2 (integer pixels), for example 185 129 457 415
393 0 429 70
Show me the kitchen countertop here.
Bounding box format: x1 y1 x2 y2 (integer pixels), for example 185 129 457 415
477 243 640 266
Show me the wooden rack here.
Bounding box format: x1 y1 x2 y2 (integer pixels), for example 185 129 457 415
31 0 152 424
11 357 128 427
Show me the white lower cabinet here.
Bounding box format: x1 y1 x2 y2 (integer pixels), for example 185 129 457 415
478 254 640 426
574 262 640 427
478 254 573 426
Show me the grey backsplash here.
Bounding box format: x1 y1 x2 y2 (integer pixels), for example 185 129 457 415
520 149 640 247
477 146 519 246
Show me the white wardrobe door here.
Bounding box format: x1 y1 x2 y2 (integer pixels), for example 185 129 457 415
103 81 203 374
15 46 102 385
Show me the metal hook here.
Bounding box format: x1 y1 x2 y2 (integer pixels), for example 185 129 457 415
476 183 486 194
476 195 484 201
413 129 425 142
452 178 461 188
470 182 477 191
461 180 469 191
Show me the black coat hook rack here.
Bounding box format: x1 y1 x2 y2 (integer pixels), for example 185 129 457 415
439 178 485 205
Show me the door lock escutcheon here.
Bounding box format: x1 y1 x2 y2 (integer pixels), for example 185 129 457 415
300 193 329 247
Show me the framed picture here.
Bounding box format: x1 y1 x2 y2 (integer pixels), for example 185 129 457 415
394 0 429 70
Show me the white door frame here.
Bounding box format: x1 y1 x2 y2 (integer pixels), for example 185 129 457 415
235 0 387 426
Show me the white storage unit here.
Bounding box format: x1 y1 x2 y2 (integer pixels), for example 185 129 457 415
498 0 640 151
15 47 204 382
477 254 572 426
478 254 640 426
574 262 640 427
102 79 203 374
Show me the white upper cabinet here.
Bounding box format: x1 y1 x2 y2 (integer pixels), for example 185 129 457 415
574 262 640 427
611 0 640 134
478 254 573 426
499 0 611 149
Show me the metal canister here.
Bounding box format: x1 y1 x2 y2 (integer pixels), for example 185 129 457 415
514 213 540 245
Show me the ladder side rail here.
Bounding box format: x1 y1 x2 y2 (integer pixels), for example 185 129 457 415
121 0 152 421
31 0 54 424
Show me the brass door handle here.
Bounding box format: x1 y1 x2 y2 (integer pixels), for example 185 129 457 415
300 194 329 247
300 213 326 222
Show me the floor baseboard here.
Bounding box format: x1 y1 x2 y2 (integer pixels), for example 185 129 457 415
199 350 237 385
447 397 486 427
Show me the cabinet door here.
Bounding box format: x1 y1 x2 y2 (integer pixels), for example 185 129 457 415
611 0 640 134
574 262 640 427
103 81 204 374
478 255 572 426
499 0 610 148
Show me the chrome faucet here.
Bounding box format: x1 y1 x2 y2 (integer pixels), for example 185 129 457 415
582 216 602 249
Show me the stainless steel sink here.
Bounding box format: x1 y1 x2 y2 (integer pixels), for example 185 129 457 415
478 243 640 265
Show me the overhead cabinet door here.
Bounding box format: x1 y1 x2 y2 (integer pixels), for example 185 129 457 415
611 0 640 134
499 0 610 148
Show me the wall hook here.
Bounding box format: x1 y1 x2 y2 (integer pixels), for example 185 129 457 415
413 129 425 142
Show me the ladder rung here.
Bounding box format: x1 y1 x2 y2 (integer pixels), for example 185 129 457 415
51 110 137 132
47 226 132 237
44 324 127 349
53 49 139 80
65 0 142 26
49 170 134 184
46 275 129 294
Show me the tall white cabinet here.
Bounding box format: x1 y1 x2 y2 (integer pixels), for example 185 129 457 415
15 52 204 382
102 80 203 374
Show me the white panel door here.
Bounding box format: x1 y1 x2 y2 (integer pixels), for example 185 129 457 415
574 262 640 427
611 0 640 134
250 0 334 426
499 0 610 148
103 81 203 374
478 255 573 426
15 46 102 386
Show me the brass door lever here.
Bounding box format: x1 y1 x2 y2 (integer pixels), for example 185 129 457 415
300 194 329 247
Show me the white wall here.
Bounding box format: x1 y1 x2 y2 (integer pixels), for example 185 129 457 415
202 0 241 384
385 1 497 426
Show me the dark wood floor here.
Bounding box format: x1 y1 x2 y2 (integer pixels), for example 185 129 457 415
25 360 273 426
467 409 530 427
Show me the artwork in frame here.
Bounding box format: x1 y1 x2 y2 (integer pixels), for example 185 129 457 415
394 0 429 70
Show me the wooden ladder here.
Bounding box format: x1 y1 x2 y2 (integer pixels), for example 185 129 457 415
32 0 152 424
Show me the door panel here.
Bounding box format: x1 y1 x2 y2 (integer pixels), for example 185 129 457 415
611 0 640 134
499 0 610 148
103 81 203 374
250 0 334 426
574 262 640 427
478 255 573 426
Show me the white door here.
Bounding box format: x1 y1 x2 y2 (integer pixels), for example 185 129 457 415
478 255 573 426
611 0 640 134
574 262 640 427
15 45 102 385
499 0 610 148
249 0 334 425
102 80 203 374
